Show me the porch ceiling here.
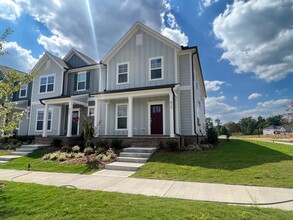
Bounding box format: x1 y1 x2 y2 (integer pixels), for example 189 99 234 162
41 93 89 107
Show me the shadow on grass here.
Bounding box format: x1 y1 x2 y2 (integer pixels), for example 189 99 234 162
150 140 292 171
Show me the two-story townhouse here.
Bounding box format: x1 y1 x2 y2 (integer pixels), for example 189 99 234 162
0 65 32 136
28 22 207 143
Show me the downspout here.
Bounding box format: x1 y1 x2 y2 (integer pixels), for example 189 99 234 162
171 85 182 147
191 50 199 144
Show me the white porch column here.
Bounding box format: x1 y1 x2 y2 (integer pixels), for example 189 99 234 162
42 104 49 137
94 98 100 137
67 100 73 137
128 96 133 137
169 92 175 137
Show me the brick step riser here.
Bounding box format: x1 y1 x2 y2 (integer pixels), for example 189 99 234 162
117 157 148 163
131 144 158 148
105 165 139 171
120 152 151 158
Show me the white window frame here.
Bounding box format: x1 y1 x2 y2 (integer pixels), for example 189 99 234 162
149 56 163 81
19 84 28 98
77 71 87 91
88 107 95 117
116 62 129 85
115 103 128 131
35 109 53 131
39 74 55 94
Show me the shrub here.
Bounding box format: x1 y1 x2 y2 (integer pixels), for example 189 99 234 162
51 138 62 147
166 140 178 151
84 147 94 156
95 147 105 155
106 148 117 159
97 140 109 148
111 139 123 150
72 145 80 153
74 152 84 158
95 153 105 162
102 154 111 162
207 127 218 145
49 152 59 160
57 153 67 162
61 145 72 153
42 153 51 160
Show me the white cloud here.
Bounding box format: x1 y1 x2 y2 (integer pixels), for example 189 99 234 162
0 0 22 22
204 80 225 92
202 0 219 8
213 0 293 82
13 0 187 60
233 96 238 101
160 2 188 46
248 93 262 100
275 88 288 95
205 96 237 120
1 41 38 72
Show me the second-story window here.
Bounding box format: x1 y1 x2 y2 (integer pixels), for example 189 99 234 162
19 84 27 98
77 72 86 91
117 62 129 84
40 75 54 93
149 57 163 80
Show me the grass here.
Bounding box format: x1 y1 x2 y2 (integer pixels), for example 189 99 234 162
0 181 292 219
133 140 293 188
0 149 99 174
0 150 12 156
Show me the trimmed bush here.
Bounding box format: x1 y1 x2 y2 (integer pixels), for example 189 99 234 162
106 148 117 159
61 145 72 153
84 147 94 156
207 127 218 145
166 140 178 151
111 139 123 150
51 138 62 147
72 145 80 153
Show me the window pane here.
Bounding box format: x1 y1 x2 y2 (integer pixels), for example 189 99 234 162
118 117 127 129
47 84 54 92
118 105 127 116
20 90 26 97
151 69 162 79
48 111 52 120
118 64 128 73
151 58 161 69
37 111 44 120
48 76 54 84
36 121 43 130
40 77 47 85
78 73 86 81
47 121 51 130
40 85 46 93
78 82 85 90
118 74 127 83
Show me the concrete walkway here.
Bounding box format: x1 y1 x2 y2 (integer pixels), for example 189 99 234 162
0 169 292 211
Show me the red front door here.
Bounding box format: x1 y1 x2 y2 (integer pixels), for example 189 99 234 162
150 104 163 134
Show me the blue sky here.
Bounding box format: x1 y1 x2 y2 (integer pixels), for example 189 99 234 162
0 0 292 123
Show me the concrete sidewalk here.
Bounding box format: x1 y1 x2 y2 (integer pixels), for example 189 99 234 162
0 169 292 211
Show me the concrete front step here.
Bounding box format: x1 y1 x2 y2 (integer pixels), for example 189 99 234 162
105 162 144 171
21 144 48 149
11 151 31 156
117 157 148 163
0 155 22 161
0 161 8 164
120 152 152 158
123 147 156 153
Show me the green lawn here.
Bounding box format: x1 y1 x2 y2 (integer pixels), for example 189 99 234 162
133 140 293 188
0 181 292 219
0 150 12 156
0 150 99 174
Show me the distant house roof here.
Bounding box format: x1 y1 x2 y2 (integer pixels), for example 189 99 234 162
0 65 28 80
46 52 69 69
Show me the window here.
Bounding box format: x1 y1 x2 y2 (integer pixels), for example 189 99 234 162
77 72 86 91
39 75 55 93
36 109 52 131
117 63 129 84
88 107 95 116
149 57 163 80
116 104 127 130
19 84 27 98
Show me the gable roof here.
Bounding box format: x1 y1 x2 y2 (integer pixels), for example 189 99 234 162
63 48 97 65
103 22 181 63
30 52 68 73
0 65 27 80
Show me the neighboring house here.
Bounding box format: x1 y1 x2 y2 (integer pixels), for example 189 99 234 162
263 125 293 135
14 22 207 140
0 65 32 136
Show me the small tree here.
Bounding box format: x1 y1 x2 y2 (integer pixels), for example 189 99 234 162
220 126 231 141
0 28 36 138
284 101 293 123
205 118 218 144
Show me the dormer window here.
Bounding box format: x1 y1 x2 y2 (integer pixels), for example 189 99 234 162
19 84 27 98
77 72 86 91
